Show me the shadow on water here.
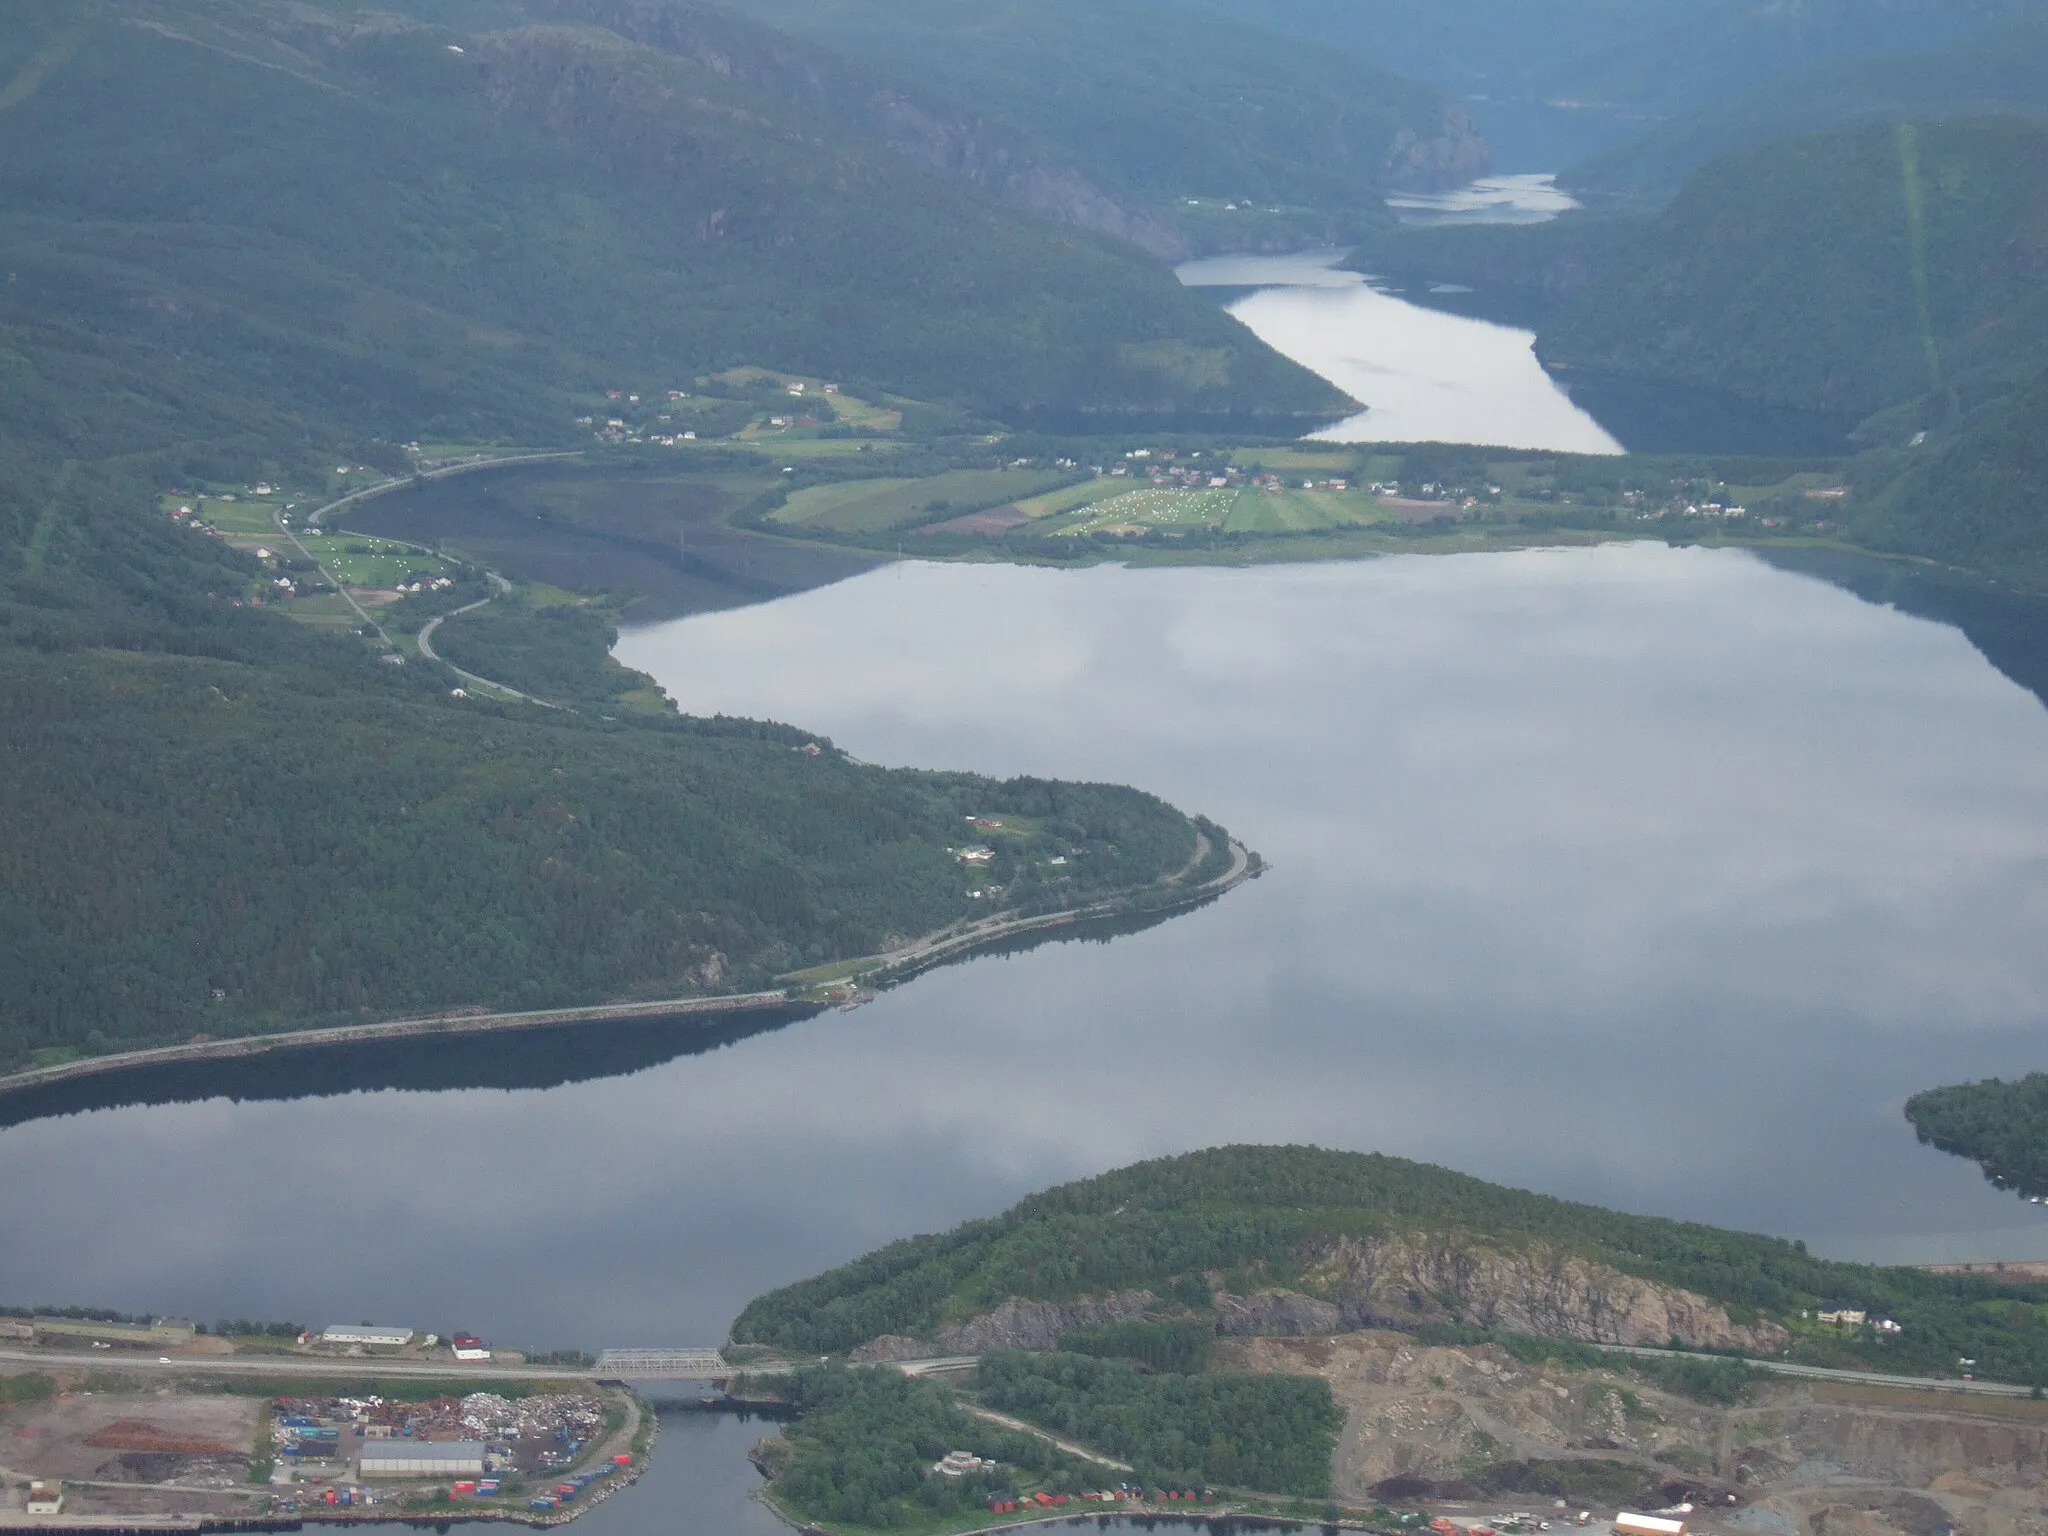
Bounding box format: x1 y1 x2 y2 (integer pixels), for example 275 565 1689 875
1759 547 2048 715
0 1007 819 1131
1549 370 1858 456
342 461 881 623
0 906 1202 1131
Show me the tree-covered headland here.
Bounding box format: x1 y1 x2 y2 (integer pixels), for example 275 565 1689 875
734 1144 2048 1387
1905 1074 2048 1198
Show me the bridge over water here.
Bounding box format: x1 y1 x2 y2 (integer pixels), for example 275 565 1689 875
591 1349 976 1380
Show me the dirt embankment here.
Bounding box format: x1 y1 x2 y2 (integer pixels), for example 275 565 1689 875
1225 1330 2048 1536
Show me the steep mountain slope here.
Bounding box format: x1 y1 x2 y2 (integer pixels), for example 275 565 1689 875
1538 0 2029 122
0 0 1260 1073
0 0 1344 470
1570 10 2048 202
522 0 1189 256
1193 0 1703 99
690 0 1488 247
1849 369 2048 585
1537 118 2048 428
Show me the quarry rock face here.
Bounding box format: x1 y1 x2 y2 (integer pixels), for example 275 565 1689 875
1288 1231 1793 1353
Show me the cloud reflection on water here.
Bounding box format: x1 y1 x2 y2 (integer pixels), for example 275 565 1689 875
2 548 2047 1347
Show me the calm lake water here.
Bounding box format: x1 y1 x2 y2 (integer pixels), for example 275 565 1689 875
1384 172 1579 226
1178 249 1622 453
8 545 2048 1530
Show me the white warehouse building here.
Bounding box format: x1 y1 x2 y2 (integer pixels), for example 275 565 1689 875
321 1324 414 1347
360 1441 488 1478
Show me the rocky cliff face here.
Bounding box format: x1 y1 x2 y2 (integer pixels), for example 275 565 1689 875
1381 101 1491 191
849 1232 1785 1360
1207 1231 1788 1354
848 1230 1785 1361
1273 1231 1792 1353
526 0 1190 257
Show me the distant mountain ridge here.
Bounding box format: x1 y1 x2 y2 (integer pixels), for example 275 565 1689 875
1569 9 2048 202
1538 117 2048 427
525 0 1192 256
690 0 1489 249
1539 0 2033 119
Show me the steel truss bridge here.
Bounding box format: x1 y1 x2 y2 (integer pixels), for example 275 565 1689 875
591 1348 790 1380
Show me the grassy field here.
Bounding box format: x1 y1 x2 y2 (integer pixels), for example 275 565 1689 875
1047 486 1238 535
773 468 1072 533
293 532 460 589
1010 479 1130 520
1229 446 1361 473
1039 484 1387 537
184 495 287 536
1222 488 1383 533
272 592 363 630
826 391 903 432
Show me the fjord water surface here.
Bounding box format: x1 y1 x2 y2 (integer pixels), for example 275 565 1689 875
6 547 2048 1341
1177 248 1623 452
7 546 2048 1531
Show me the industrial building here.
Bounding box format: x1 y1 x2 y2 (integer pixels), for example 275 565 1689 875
1615 1516 1687 1536
321 1324 414 1347
359 1441 488 1478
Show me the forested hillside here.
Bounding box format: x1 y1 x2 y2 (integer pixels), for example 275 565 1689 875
732 1145 2048 1386
1845 371 2048 585
0 0 1270 1075
1567 10 2048 202
1538 0 2027 123
0 1 1343 463
976 1351 1341 1495
0 647 1198 1071
1538 118 2048 428
693 0 1486 248
1905 1073 2048 1196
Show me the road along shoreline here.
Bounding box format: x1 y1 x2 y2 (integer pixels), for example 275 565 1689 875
0 839 1258 1108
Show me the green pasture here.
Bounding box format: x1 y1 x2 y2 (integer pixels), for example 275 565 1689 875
277 592 364 629
1048 485 1236 535
296 532 457 589
1229 445 1358 473
720 437 886 461
1223 488 1383 533
825 391 903 431
774 468 1070 533
1010 479 1129 521
191 496 286 535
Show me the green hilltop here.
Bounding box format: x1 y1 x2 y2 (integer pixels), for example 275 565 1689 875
732 1144 2048 1386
